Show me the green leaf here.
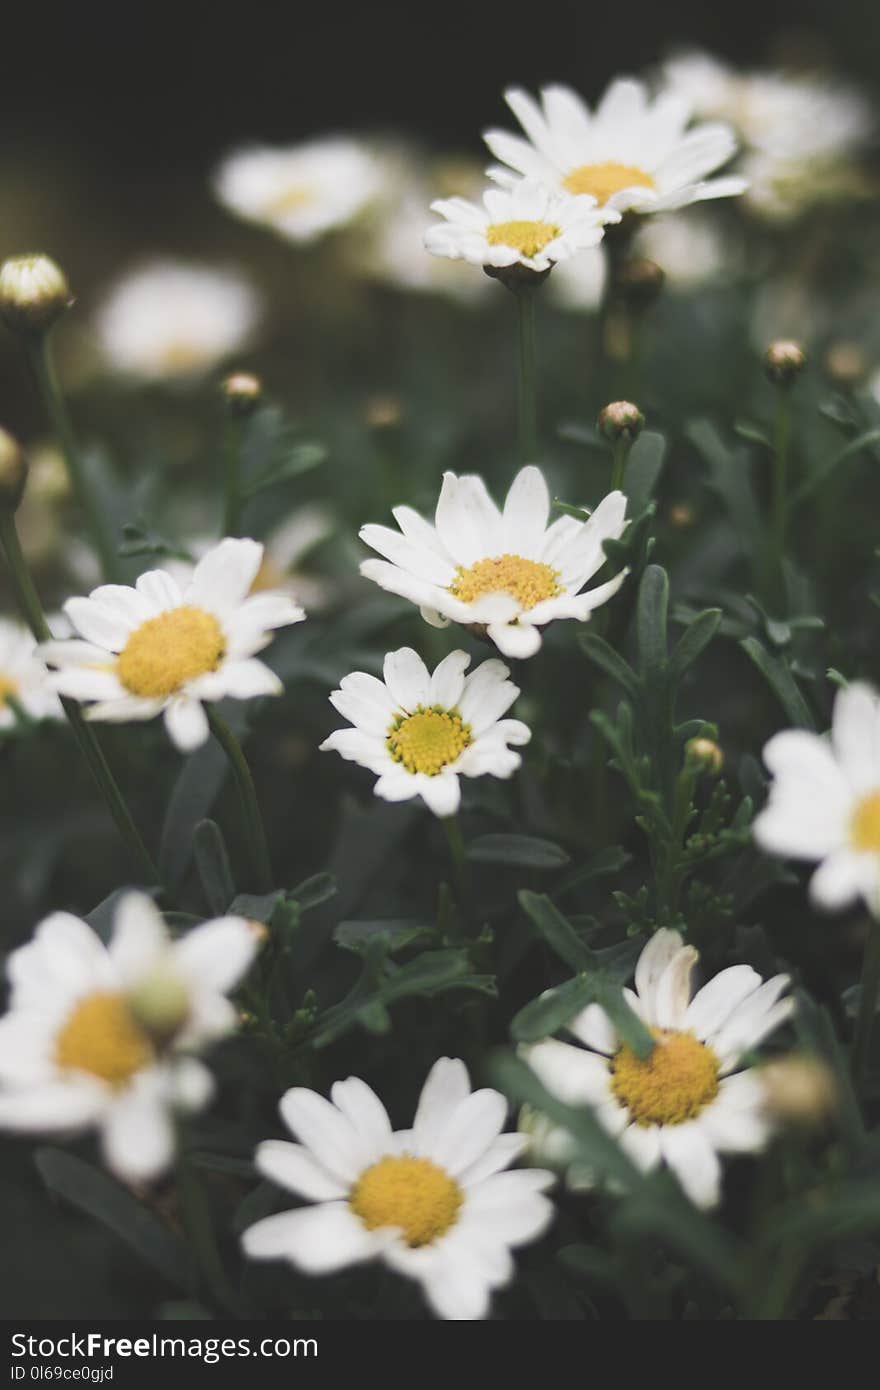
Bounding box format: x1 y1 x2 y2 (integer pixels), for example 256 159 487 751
668 609 722 682
159 740 229 889
624 431 666 514
290 872 337 912
334 918 433 954
590 976 654 1058
741 637 816 729
229 890 284 922
36 1148 195 1291
636 565 669 680
242 442 327 496
511 974 598 1041
734 420 774 450
553 499 591 521
193 820 234 915
467 834 570 869
789 427 880 510
579 632 640 697
518 890 594 973
687 418 762 560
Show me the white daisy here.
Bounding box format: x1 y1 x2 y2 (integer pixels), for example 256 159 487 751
522 929 793 1209
320 647 530 819
359 465 628 659
425 179 615 276
753 681 880 912
94 260 261 381
0 893 260 1182
40 537 305 753
213 138 384 244
241 1056 555 1320
483 78 746 217
0 618 62 728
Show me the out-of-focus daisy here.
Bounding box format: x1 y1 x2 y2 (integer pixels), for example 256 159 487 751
425 180 615 277
213 139 384 244
523 929 793 1208
241 1056 554 1320
360 465 628 659
754 681 880 911
94 261 261 381
41 538 304 752
320 646 530 818
484 79 746 216
0 893 260 1182
0 618 62 728
167 507 334 613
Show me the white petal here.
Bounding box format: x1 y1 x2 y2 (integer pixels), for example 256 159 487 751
567 1003 617 1054
618 1122 662 1171
242 1202 385 1271
486 621 542 660
523 1039 611 1104
172 917 259 995
831 682 880 792
501 466 551 556
329 1076 394 1159
660 1123 722 1209
187 538 263 613
434 473 502 566
279 1088 372 1183
417 772 461 818
685 965 763 1041
634 929 685 1013
653 946 698 1029
109 892 168 984
413 1058 472 1152
382 647 430 710
101 1084 175 1182
164 697 209 751
255 1140 347 1202
0 1079 106 1130
424 1089 507 1175
429 650 470 708
457 1132 528 1186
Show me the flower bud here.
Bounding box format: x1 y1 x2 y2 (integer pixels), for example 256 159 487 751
760 1055 838 1127
613 256 666 306
221 370 262 416
686 737 724 775
597 400 644 445
364 394 403 430
763 339 806 387
127 968 190 1047
669 502 696 530
0 427 28 511
0 254 72 333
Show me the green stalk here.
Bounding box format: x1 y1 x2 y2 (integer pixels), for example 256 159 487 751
0 509 158 885
852 913 880 1086
175 1139 242 1315
207 706 272 892
515 287 537 465
442 814 471 910
24 330 120 581
222 415 246 537
610 437 632 492
767 389 792 608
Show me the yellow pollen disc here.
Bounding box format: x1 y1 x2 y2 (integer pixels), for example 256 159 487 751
485 219 561 259
610 1029 719 1126
850 791 880 851
451 553 561 611
264 185 314 217
562 162 655 205
55 991 153 1087
349 1155 463 1247
0 673 20 706
386 705 472 777
158 341 208 371
117 605 225 699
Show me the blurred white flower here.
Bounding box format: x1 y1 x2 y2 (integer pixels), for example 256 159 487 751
95 261 261 380
0 618 62 728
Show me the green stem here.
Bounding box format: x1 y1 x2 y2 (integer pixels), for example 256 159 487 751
610 438 631 492
0 509 158 885
207 706 272 892
442 814 471 909
768 389 792 608
515 288 537 465
24 330 120 580
176 1140 242 1315
852 913 880 1086
222 415 246 537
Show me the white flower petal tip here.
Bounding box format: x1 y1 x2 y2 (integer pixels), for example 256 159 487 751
321 646 530 817
0 893 255 1184
0 618 63 729
41 539 303 753
359 466 628 658
521 930 793 1209
241 1057 555 1318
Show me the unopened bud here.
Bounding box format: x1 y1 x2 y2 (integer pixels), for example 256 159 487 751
614 256 666 306
764 339 806 387
127 968 190 1046
760 1055 838 1127
0 427 28 511
364 394 403 430
0 254 72 333
686 737 724 775
669 502 696 529
597 400 644 444
221 371 262 416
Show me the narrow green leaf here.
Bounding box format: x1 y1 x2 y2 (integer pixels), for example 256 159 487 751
789 427 880 510
290 872 337 912
668 609 722 681
624 430 666 514
518 891 594 973
511 974 598 1041
580 632 640 697
193 819 234 915
159 740 228 889
467 834 570 869
636 565 669 679
741 637 816 729
591 977 654 1058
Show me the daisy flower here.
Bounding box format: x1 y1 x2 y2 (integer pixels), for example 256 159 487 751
320 647 530 818
359 465 628 659
483 78 746 217
213 138 384 244
425 179 615 276
94 261 261 381
753 681 880 912
522 929 793 1209
0 893 260 1182
241 1056 555 1320
41 537 304 752
0 618 62 728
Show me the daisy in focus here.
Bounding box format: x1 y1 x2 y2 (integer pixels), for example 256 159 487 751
41 537 304 752
359 465 628 659
0 893 260 1182
213 138 384 243
0 618 62 728
94 261 261 381
241 1056 554 1320
425 179 616 278
753 681 880 911
483 78 746 217
321 647 530 818
523 929 793 1208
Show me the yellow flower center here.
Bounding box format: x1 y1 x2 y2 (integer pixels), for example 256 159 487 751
264 185 314 217
349 1155 463 1247
117 606 225 699
562 162 655 205
451 554 562 610
485 220 561 259
386 706 472 776
610 1029 719 1126
850 791 880 851
55 991 153 1087
158 340 209 371
0 673 20 706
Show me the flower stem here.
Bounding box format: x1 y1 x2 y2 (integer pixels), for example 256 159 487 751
222 415 246 537
610 437 632 492
767 389 792 608
175 1138 242 1315
207 706 272 892
515 287 537 465
23 330 120 581
0 509 158 886
442 814 471 909
852 913 880 1086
